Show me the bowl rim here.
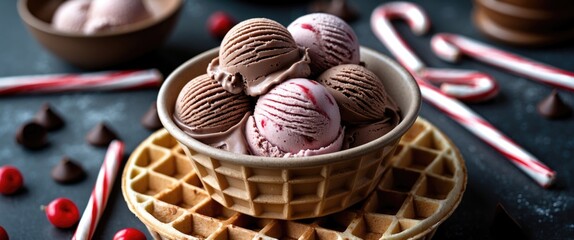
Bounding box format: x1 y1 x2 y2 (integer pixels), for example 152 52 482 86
158 46 422 169
17 0 184 37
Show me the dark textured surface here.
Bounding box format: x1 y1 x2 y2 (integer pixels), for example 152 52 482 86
1 0 573 239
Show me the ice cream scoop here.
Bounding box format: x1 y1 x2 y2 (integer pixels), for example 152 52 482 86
174 74 252 154
52 0 152 34
318 64 400 148
287 13 360 76
317 64 400 124
245 78 344 157
343 118 396 149
208 18 311 96
84 0 152 34
52 0 90 32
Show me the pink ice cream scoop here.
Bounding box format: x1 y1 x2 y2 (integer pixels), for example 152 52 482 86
84 0 152 34
287 13 360 76
52 0 152 34
52 0 90 32
245 78 344 157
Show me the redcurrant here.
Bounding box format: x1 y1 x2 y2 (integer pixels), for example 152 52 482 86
113 228 146 240
0 165 23 195
45 198 80 228
0 225 8 240
207 11 235 39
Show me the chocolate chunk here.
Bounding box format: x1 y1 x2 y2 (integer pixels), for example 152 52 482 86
309 0 358 22
490 203 528 239
86 122 119 147
51 157 86 184
141 102 163 130
537 89 572 119
15 121 48 149
34 103 65 131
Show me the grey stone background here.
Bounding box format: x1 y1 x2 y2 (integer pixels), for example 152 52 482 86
0 0 573 239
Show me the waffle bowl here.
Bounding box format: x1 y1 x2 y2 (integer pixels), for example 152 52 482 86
156 47 421 219
122 118 467 239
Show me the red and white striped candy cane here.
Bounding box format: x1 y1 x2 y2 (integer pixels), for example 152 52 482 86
371 1 556 187
370 1 498 102
432 33 574 91
418 80 555 187
0 69 162 95
73 140 125 240
423 68 499 101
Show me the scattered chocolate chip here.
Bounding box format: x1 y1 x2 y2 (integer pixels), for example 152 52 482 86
309 0 358 22
141 102 162 131
86 122 119 147
34 103 65 131
537 89 572 119
15 121 48 149
490 203 527 239
51 157 86 184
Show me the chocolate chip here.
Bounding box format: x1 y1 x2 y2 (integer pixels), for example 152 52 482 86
15 121 48 149
141 102 162 131
51 157 86 184
537 89 572 119
34 103 65 131
86 122 119 147
490 203 528 239
309 0 359 22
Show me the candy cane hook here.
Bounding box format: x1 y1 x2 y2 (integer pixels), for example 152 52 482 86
371 2 556 187
432 33 574 92
371 2 499 101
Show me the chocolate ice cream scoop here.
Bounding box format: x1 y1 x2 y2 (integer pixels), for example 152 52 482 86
317 64 400 124
174 74 252 154
208 18 311 96
343 118 396 149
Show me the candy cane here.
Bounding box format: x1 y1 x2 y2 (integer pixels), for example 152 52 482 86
0 69 162 95
423 68 499 102
369 1 498 102
432 33 574 91
371 2 556 187
73 140 125 240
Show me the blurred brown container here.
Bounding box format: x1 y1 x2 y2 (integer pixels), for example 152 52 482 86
473 0 574 46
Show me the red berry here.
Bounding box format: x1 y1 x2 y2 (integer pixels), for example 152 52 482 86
45 198 80 228
0 226 8 240
0 165 23 195
113 228 146 240
207 11 235 39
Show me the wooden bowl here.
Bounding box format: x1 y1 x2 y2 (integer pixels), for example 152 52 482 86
17 0 183 69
